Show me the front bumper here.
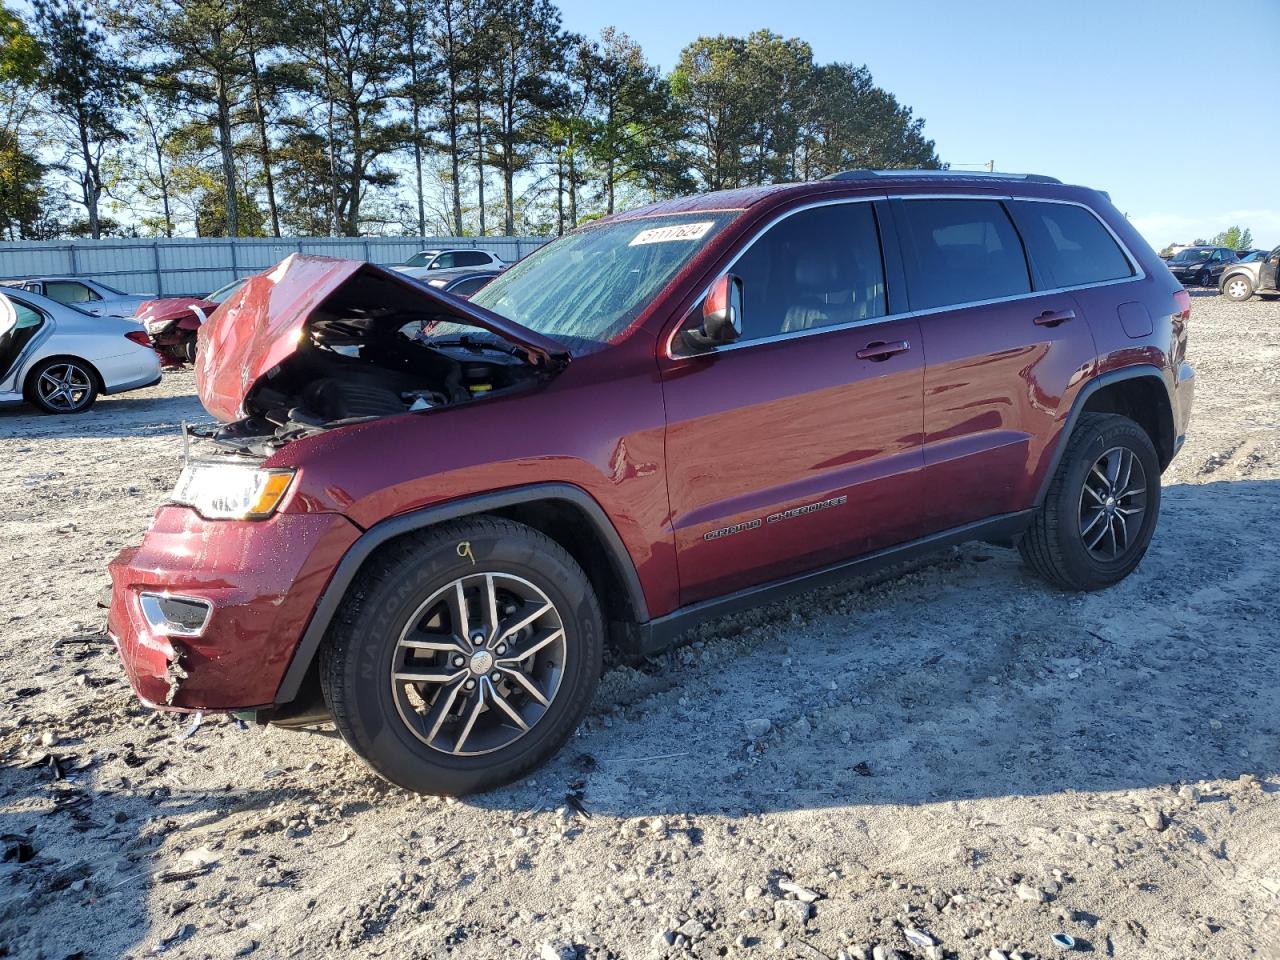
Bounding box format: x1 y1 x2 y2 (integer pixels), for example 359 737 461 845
108 505 362 711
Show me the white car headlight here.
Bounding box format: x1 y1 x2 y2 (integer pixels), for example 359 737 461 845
172 461 295 520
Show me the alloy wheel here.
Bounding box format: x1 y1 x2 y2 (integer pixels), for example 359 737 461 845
36 362 93 412
1078 446 1147 561
390 572 566 756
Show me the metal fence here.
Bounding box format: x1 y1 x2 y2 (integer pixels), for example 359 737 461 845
0 235 549 297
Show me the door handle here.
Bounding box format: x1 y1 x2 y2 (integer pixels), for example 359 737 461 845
1034 309 1076 327
856 339 911 361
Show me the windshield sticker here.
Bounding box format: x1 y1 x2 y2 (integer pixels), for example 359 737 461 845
629 221 715 247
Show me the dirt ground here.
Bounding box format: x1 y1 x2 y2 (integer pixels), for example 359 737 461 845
1 290 1278 960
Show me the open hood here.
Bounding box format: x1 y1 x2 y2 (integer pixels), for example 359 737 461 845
195 254 567 422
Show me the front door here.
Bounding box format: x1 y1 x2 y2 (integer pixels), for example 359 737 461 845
660 200 925 606
1262 247 1280 292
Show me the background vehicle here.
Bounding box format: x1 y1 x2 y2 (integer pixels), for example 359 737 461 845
1 277 151 318
420 267 501 297
0 289 161 413
1164 246 1237 287
1219 245 1280 301
136 278 248 367
1234 249 1267 263
108 171 1194 795
393 249 505 281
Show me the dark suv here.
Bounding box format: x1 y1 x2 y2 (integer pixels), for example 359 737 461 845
1164 245 1237 287
108 171 1195 794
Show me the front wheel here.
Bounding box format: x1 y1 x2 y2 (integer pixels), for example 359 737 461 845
1197 268 1213 288
320 517 603 795
1222 275 1254 301
1019 413 1161 591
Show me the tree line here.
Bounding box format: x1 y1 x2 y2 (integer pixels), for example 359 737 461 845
0 0 941 241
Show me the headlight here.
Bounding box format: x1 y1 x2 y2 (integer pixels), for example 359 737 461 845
171 462 295 520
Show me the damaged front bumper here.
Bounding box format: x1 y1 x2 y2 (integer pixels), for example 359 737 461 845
108 505 362 711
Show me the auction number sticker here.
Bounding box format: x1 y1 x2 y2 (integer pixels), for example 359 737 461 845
629 221 715 246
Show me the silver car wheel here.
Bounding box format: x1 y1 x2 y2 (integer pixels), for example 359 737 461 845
390 572 567 756
1225 277 1250 301
37 362 94 412
1078 446 1147 562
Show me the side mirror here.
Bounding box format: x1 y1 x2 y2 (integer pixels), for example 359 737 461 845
682 274 743 352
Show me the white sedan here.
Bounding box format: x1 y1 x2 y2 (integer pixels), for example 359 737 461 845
0 288 161 414
0 276 152 318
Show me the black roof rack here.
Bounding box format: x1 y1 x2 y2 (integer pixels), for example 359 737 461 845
826 169 1062 185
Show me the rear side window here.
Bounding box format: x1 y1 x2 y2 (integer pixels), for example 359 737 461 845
455 251 491 267
1011 201 1133 289
899 199 1030 310
45 281 95 304
729 202 887 343
449 275 492 297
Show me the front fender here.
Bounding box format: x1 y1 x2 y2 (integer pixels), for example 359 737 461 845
272 483 648 703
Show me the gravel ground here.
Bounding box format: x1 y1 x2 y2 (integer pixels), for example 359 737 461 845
1 290 1278 960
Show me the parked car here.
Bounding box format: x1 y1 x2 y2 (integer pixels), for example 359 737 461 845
0 288 161 414
421 267 502 298
0 277 152 318
136 278 248 367
108 170 1194 795
1163 246 1237 287
1234 249 1266 263
1219 245 1280 301
393 248 505 281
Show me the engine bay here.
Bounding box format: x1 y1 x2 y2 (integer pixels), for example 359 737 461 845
198 318 547 457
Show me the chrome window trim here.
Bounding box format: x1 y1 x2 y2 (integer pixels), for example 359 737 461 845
665 193 1145 359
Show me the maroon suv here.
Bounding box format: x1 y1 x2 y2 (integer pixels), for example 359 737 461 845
108 171 1195 794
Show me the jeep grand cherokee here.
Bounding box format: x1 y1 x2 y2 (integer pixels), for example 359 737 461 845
108 170 1195 795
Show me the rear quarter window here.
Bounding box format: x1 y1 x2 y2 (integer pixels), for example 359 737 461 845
898 199 1031 310
1010 200 1134 289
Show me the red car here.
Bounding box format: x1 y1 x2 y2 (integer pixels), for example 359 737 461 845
108 171 1195 794
135 278 247 367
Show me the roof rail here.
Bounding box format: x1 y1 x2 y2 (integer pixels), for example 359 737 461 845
825 169 1063 185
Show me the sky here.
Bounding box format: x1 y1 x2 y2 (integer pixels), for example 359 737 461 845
556 0 1280 251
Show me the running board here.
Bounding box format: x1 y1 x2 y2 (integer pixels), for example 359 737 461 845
628 510 1035 656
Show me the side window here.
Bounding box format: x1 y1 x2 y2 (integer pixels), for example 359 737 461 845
727 202 887 343
13 302 44 329
450 276 492 297
432 253 456 269
1010 200 1134 289
44 281 93 304
456 251 489 267
900 199 1030 309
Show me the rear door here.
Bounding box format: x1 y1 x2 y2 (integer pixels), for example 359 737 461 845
660 199 925 605
892 196 1102 533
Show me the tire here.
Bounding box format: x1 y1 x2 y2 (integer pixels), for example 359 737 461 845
1018 413 1161 591
320 517 604 795
179 332 198 363
1222 275 1254 302
1197 268 1213 288
25 357 99 414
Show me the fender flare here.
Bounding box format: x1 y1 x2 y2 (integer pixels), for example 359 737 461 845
274 482 649 703
1034 364 1174 505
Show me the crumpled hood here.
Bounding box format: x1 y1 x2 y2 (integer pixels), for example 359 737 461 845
194 254 567 422
137 296 216 332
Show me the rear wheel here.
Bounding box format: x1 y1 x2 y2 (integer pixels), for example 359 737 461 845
1018 413 1161 591
1223 275 1254 301
178 331 198 363
26 357 98 414
320 517 603 795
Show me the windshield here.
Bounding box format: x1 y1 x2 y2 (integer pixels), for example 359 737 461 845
402 250 440 268
465 212 736 352
1171 249 1212 263
207 278 247 304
